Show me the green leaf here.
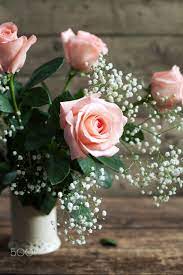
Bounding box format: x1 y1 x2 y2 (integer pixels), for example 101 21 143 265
39 194 57 214
97 156 124 172
78 157 96 175
14 80 23 95
19 192 57 214
0 162 10 173
24 109 51 151
78 156 113 188
0 94 13 113
121 123 144 144
19 107 32 126
3 171 17 185
55 173 73 194
100 238 117 247
96 165 113 188
41 82 52 105
25 127 51 151
48 91 73 130
74 89 85 99
71 203 93 224
22 87 50 107
9 131 26 153
47 150 70 185
0 170 17 193
25 57 64 89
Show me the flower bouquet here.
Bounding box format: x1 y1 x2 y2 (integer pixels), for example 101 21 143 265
0 22 182 255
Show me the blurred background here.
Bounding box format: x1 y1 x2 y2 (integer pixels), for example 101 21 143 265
0 0 182 196
0 0 183 88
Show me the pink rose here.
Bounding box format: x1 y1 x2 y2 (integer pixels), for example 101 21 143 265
60 95 127 160
60 29 108 72
151 66 183 111
0 22 37 74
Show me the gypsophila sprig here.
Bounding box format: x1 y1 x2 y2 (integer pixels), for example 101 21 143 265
121 146 183 206
84 55 145 123
58 170 106 245
84 56 183 207
9 151 55 196
0 73 10 94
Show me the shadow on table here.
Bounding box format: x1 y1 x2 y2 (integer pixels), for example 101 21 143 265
0 235 9 251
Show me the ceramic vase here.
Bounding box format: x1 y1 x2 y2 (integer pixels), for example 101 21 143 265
8 195 61 255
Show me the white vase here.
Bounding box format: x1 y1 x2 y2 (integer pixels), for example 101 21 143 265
8 195 61 255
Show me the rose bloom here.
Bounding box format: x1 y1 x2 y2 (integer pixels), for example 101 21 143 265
60 29 108 72
0 22 37 74
60 95 127 160
151 65 183 111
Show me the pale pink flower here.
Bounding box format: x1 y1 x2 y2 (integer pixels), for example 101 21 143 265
60 95 127 160
60 29 108 72
0 22 37 73
151 65 183 111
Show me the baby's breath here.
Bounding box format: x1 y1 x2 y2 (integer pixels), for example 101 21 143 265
58 170 106 245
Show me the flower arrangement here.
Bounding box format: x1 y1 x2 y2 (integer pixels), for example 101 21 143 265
0 23 182 246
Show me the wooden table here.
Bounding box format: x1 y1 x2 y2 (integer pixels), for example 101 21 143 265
0 194 183 275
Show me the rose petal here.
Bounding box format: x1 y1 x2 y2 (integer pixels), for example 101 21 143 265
60 29 75 63
60 95 100 128
60 29 108 71
0 22 18 43
8 35 37 74
64 124 86 160
151 65 183 110
68 38 100 71
78 30 108 55
0 36 25 72
60 95 127 160
60 99 80 128
81 143 119 158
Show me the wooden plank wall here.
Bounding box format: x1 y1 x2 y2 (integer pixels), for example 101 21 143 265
0 0 182 197
0 0 183 90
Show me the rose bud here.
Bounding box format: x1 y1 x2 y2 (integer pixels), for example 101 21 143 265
0 22 37 74
60 29 108 72
151 65 183 111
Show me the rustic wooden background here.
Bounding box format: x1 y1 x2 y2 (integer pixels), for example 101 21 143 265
1 0 183 89
0 0 183 196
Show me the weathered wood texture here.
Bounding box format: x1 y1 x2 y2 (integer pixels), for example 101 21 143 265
0 195 183 274
0 0 183 35
19 36 183 78
0 0 183 83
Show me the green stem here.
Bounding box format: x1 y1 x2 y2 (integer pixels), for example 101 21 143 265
137 117 151 127
121 140 133 154
159 125 180 135
9 74 22 127
133 95 152 108
63 69 77 92
9 74 19 114
124 95 152 115
141 127 157 137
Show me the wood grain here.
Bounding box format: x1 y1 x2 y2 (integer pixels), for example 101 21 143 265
0 196 183 274
0 229 183 274
19 36 183 79
1 195 183 229
0 0 183 35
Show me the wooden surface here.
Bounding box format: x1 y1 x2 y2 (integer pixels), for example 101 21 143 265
0 194 183 274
